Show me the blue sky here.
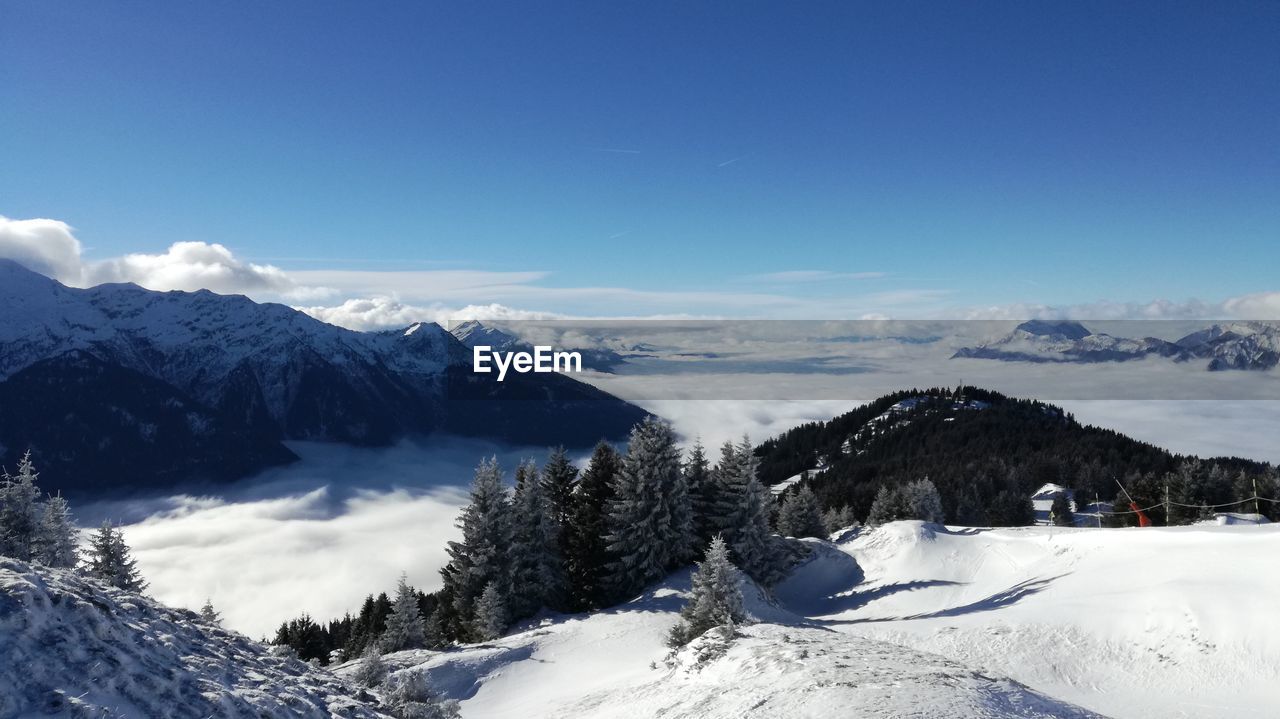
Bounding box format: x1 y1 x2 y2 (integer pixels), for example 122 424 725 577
2 1 1278 319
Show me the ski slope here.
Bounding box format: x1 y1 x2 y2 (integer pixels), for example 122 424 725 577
354 521 1279 718
777 521 1280 718
341 565 1103 718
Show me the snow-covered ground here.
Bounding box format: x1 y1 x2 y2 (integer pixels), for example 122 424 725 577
348 521 1280 719
0 558 384 718
780 521 1280 719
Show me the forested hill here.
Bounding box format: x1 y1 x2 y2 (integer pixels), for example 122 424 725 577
754 387 1276 527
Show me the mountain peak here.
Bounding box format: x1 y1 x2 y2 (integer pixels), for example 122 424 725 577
1013 320 1091 340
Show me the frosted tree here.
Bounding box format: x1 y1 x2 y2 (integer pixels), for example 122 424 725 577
821 504 859 535
904 478 945 524
603 417 694 602
472 582 507 642
199 598 221 625
352 643 388 688
866 484 909 526
508 459 564 620
0 451 42 561
776 485 824 538
540 446 577 533
382 573 427 652
83 520 147 592
565 441 620 610
667 536 746 648
684 438 715 546
439 457 511 641
710 438 785 586
34 493 79 568
381 670 461 719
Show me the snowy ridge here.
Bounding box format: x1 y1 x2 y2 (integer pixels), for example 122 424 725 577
0 557 385 718
953 319 1280 370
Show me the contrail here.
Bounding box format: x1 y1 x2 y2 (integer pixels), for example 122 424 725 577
589 147 642 154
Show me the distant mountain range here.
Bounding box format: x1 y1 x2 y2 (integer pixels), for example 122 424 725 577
0 260 647 497
952 319 1280 371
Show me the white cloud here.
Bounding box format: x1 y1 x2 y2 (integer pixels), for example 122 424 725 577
296 296 565 331
0 215 84 282
84 241 323 298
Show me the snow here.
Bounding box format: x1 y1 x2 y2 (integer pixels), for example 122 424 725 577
781 521 1280 719
0 557 385 718
343 521 1280 718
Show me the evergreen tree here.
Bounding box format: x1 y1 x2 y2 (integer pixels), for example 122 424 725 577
0 451 42 561
904 478 945 524
565 441 620 610
541 446 578 535
509 459 564 620
709 438 785 586
821 505 858 535
472 582 507 641
199 598 221 625
776 485 824 538
439 457 511 641
33 493 78 568
603 417 694 602
82 520 147 592
381 670 462 719
1050 494 1075 526
667 536 746 648
382 573 427 652
352 643 388 688
684 438 714 545
423 608 448 649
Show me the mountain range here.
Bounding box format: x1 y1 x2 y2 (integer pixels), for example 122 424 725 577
952 319 1280 370
0 260 646 497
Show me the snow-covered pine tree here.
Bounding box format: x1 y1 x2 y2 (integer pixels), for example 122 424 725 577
866 484 907 526
541 446 577 532
83 520 147 592
710 437 785 586
667 535 745 648
382 573 428 652
821 504 859 535
904 477 945 524
684 438 716 546
33 493 79 568
702 441 741 540
381 669 462 719
603 417 694 602
439 457 511 641
1050 493 1075 527
0 451 42 561
353 643 388 688
508 459 564 620
199 598 221 625
423 607 448 649
472 581 507 641
565 441 620 610
776 485 824 538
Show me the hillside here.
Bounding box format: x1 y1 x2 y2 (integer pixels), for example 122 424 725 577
0 557 387 718
755 387 1277 525
333 521 1280 718
334 563 1103 719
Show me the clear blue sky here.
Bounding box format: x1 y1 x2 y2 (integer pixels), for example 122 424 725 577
2 1 1278 312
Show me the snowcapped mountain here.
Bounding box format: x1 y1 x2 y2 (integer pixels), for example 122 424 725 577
0 557 387 718
952 319 1280 370
0 260 646 497
447 320 520 351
